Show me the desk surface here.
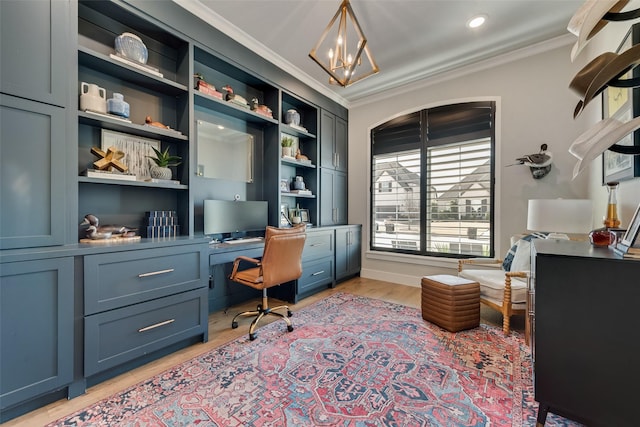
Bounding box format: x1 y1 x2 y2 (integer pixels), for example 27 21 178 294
209 240 265 265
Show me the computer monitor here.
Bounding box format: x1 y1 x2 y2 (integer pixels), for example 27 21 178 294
204 200 268 236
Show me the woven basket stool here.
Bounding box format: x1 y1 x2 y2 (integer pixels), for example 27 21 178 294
421 274 480 332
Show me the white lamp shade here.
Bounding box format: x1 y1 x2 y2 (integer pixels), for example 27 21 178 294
527 199 593 234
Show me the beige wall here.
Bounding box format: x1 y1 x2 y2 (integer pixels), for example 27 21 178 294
348 23 640 286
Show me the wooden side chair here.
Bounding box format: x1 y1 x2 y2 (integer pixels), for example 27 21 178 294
229 224 307 340
457 235 532 336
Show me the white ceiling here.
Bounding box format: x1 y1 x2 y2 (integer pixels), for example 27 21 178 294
175 0 583 106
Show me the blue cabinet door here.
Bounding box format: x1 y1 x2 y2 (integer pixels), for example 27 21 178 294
0 95 67 249
0 257 73 411
0 0 68 107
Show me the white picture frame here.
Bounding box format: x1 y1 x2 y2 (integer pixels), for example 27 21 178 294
621 203 640 247
101 129 160 179
280 178 290 192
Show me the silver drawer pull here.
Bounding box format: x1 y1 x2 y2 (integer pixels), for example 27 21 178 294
310 243 325 247
138 268 174 278
311 270 325 276
138 319 175 333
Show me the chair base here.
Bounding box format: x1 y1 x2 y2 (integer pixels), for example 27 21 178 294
231 290 293 340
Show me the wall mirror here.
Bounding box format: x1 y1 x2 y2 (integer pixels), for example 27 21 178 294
197 120 254 182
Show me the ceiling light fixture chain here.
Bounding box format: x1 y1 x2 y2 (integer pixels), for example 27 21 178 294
309 0 379 87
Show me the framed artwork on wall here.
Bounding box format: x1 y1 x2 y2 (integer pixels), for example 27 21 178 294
602 23 640 184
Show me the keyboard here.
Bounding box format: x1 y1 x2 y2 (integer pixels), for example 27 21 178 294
224 237 263 245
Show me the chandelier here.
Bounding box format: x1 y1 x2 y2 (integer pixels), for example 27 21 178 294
309 0 379 87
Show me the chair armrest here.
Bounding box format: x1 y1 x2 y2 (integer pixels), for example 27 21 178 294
501 271 528 304
230 256 261 280
458 259 503 272
505 271 528 279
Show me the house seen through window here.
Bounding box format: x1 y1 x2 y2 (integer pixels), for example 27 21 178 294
370 101 495 258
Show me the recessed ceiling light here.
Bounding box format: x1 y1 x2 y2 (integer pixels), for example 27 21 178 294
467 15 487 29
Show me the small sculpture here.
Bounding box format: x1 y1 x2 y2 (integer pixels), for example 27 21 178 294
145 116 170 129
222 85 249 108
295 148 309 161
250 97 273 118
80 214 137 239
85 225 112 240
91 146 128 172
507 144 553 179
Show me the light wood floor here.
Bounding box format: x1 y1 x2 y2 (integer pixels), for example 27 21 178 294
5 277 523 427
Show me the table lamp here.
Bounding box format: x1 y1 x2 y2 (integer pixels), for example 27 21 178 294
527 199 593 239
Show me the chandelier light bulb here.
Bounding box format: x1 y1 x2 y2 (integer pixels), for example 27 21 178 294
328 48 334 59
337 36 343 45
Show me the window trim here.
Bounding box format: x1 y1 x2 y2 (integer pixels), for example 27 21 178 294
368 99 499 259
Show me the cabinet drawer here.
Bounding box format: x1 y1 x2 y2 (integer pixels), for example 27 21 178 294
298 257 334 294
302 230 334 261
84 245 207 315
84 288 207 376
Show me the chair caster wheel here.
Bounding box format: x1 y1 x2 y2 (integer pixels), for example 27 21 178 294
257 304 262 311
249 333 257 341
287 325 294 332
232 321 238 329
287 310 293 317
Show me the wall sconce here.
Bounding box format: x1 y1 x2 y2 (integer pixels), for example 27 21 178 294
309 0 379 87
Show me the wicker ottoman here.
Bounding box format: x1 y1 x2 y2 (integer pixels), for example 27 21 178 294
421 275 480 332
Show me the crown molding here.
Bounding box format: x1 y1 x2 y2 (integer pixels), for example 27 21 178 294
348 33 576 109
172 0 349 107
172 1 575 111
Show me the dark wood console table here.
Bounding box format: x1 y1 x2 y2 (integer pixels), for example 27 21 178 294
531 239 640 427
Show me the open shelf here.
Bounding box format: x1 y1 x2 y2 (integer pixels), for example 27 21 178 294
78 47 188 96
193 92 278 125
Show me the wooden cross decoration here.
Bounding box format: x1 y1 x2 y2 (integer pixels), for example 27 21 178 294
91 146 128 172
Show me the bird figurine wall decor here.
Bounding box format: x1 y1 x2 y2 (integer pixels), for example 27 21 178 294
508 144 554 179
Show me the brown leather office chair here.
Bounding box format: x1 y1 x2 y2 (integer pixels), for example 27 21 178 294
230 224 307 340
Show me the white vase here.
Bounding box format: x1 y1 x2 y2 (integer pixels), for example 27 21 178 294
150 166 172 180
282 146 293 158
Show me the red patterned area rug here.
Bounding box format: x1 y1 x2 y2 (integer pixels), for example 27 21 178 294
49 293 582 426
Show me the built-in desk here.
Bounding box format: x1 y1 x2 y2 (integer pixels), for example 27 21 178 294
206 226 361 312
208 240 267 313
209 240 265 265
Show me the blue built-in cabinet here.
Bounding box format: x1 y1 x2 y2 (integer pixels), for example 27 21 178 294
0 258 74 413
0 0 69 250
0 0 353 422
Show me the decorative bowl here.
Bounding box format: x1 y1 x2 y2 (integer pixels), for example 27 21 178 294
115 32 148 64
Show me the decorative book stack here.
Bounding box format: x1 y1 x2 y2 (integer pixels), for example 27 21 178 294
83 169 136 181
196 80 222 99
145 210 180 238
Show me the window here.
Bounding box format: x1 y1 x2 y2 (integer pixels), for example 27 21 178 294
377 181 392 192
370 101 495 258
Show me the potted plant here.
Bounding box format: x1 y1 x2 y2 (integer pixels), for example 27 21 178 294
148 146 181 180
281 136 294 158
